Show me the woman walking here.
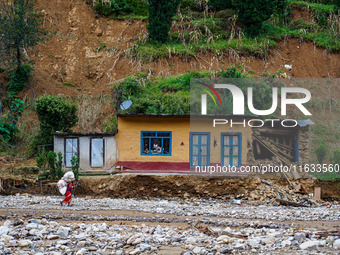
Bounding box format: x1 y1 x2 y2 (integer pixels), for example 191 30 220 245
59 171 76 206
60 180 74 206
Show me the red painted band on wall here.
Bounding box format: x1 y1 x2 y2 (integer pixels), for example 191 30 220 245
117 161 190 171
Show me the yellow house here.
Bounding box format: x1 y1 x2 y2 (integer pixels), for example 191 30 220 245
116 114 254 171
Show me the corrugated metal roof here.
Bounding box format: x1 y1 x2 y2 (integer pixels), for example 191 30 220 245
297 119 315 127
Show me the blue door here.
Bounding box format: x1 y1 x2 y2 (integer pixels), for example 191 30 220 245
190 133 210 167
221 133 242 167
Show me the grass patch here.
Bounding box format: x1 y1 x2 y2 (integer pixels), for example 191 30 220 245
126 42 197 61
290 0 337 14
127 37 277 61
94 42 107 53
310 171 340 180
124 0 339 61
62 82 75 87
112 71 213 114
111 67 280 115
201 37 277 56
115 14 148 20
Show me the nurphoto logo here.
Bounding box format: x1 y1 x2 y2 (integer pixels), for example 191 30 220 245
195 80 313 128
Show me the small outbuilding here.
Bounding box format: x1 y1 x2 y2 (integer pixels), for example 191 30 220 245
53 132 117 171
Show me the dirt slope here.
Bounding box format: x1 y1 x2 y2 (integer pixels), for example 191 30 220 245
1 175 339 201
26 0 340 98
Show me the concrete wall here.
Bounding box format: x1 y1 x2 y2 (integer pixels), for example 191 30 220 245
116 116 190 163
79 137 90 168
53 135 118 171
54 136 64 156
105 136 118 166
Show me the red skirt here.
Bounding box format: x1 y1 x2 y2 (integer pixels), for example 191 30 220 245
62 190 72 204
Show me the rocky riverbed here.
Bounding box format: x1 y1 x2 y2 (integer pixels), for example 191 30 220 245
0 194 339 254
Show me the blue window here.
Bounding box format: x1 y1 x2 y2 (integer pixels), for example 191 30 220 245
141 131 172 156
221 133 242 167
189 133 210 167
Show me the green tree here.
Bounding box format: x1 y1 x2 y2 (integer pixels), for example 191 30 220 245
32 95 78 153
0 0 45 71
235 0 275 36
147 0 181 43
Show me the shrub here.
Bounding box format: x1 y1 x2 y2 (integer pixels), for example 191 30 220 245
71 156 79 181
147 0 181 43
103 116 118 133
275 0 289 15
218 65 245 78
36 150 64 180
181 0 204 12
55 152 64 179
0 136 17 156
6 64 33 98
209 0 233 11
47 150 57 179
32 95 78 153
94 0 132 16
235 0 276 36
0 121 17 142
127 0 148 15
161 92 190 114
0 99 25 141
314 139 327 164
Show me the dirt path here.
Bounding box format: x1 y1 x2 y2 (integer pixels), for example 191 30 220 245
1 208 339 232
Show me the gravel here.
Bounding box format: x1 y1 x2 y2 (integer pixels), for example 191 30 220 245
0 194 339 254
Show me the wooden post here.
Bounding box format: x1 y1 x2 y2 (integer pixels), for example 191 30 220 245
314 187 322 200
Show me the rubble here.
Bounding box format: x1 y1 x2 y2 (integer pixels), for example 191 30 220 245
241 178 320 207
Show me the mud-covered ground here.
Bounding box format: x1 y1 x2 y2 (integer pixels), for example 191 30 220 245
0 194 339 254
2 175 340 201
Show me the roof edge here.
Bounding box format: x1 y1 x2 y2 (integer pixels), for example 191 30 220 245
53 132 116 137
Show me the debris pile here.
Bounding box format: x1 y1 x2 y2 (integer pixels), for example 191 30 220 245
239 178 320 207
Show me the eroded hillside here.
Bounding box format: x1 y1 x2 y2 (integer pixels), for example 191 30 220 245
27 0 340 98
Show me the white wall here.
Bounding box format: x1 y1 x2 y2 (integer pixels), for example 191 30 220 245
53 135 118 171
54 136 64 156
